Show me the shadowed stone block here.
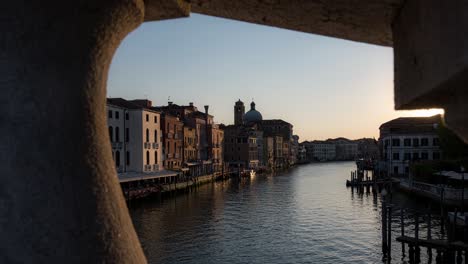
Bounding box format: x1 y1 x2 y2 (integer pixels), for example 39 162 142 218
393 0 468 142
190 0 404 46
144 0 191 21
0 1 147 262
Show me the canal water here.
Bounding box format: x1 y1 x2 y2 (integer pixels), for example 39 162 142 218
129 161 441 263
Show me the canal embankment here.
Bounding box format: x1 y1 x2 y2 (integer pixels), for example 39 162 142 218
119 170 234 200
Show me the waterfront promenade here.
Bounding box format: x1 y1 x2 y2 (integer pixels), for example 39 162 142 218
119 169 232 200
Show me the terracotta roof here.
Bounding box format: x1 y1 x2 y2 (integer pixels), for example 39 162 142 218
107 98 144 110
380 115 441 128
379 115 442 135
107 98 160 113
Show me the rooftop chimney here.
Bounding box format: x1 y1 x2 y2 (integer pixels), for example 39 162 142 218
189 102 194 107
168 101 173 106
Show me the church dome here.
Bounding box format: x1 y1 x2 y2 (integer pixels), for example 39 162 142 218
243 101 262 124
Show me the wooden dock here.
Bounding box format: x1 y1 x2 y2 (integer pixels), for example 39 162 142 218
346 179 396 187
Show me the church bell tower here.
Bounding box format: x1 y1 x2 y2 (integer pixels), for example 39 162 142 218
234 99 245 126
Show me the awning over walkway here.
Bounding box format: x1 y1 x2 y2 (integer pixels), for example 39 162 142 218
118 170 179 183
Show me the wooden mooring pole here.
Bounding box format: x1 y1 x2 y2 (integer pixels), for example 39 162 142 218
401 208 405 258
387 205 392 260
382 199 387 260
427 212 432 262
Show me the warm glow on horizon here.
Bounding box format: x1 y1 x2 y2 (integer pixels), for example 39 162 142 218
396 108 444 117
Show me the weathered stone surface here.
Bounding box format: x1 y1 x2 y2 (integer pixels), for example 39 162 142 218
0 0 146 263
393 0 468 142
144 0 190 21
190 0 404 46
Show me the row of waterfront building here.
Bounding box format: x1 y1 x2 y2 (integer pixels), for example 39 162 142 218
296 114 445 179
298 138 380 162
106 98 300 177
107 95 443 180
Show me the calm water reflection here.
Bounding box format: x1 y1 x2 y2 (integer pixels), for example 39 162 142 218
129 162 439 263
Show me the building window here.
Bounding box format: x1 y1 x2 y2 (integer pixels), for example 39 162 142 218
413 138 419 147
108 110 112 118
421 138 429 146
154 130 158 143
146 129 149 142
384 139 389 147
404 153 411 160
126 128 129 142
412 152 419 160
125 112 129 120
146 114 149 122
154 151 158 164
146 151 150 165
394 166 399 175
115 151 120 167
433 137 439 146
108 126 113 142
433 152 440 160
115 111 119 119
404 138 411 147
393 153 400 160
154 116 157 123
115 127 120 142
392 139 400 147
126 151 130 166
421 152 429 160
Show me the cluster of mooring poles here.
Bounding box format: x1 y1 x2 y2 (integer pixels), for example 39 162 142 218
382 202 468 263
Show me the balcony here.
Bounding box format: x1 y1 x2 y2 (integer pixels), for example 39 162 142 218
144 142 151 149
167 132 173 139
111 142 123 149
153 164 159 171
167 153 173 159
152 143 159 149
175 153 180 159
144 164 152 171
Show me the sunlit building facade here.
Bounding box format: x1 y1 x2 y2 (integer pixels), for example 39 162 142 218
107 98 163 173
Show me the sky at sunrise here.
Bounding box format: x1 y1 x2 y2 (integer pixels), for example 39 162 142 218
108 14 443 141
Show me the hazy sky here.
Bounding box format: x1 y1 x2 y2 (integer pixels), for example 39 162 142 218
108 14 442 141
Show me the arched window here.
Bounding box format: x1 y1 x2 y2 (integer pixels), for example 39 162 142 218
126 151 130 166
154 130 158 143
115 127 120 142
115 151 120 167
108 126 113 142
154 151 158 164
146 129 149 142
146 151 150 165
